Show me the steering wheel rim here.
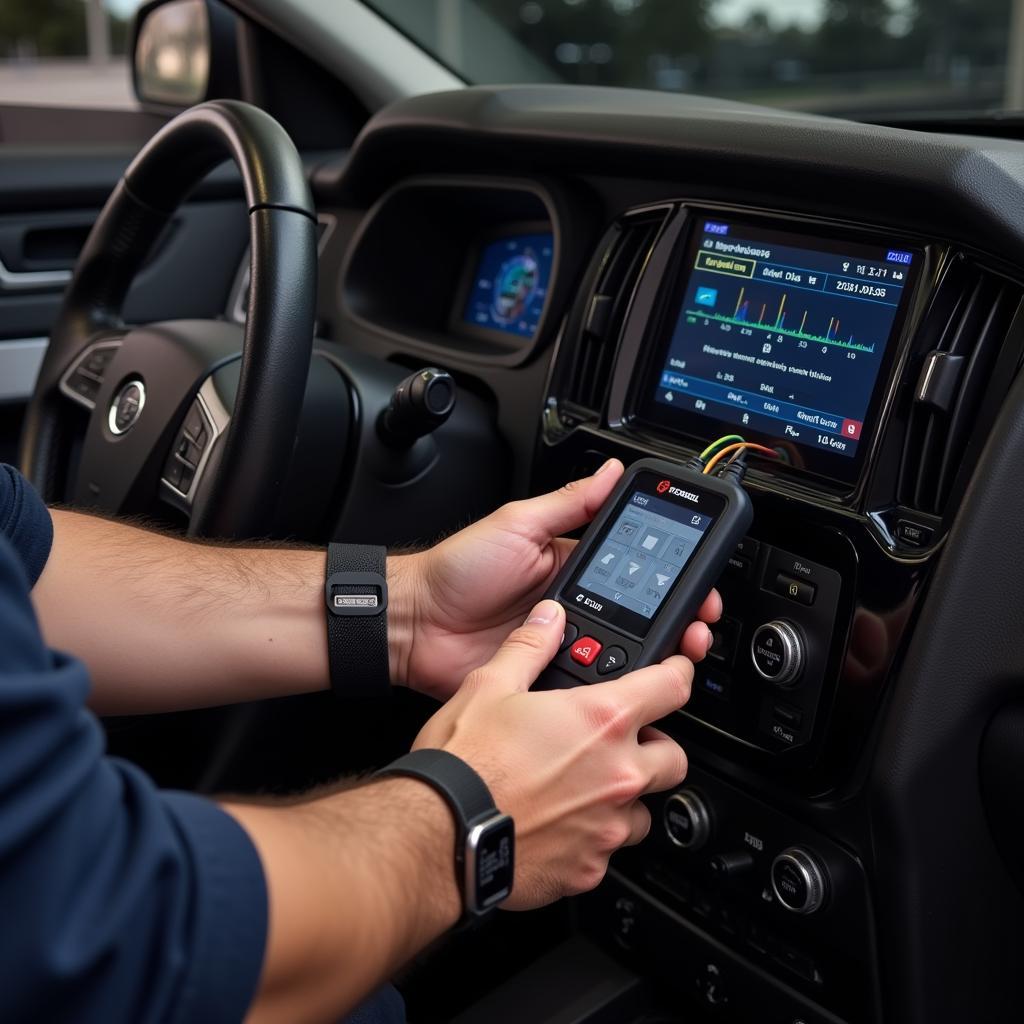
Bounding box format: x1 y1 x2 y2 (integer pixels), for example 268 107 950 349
19 99 317 539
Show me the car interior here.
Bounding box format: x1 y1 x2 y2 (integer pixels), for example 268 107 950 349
3 1 1024 1021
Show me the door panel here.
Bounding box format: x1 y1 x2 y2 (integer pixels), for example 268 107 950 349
0 128 249 456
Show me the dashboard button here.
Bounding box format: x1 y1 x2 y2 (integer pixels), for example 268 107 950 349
663 789 712 851
726 554 752 579
896 519 934 548
771 847 829 915
774 572 816 605
751 620 805 687
699 672 731 700
773 703 804 728
570 636 602 666
708 615 740 664
560 622 579 652
597 646 628 675
734 536 759 561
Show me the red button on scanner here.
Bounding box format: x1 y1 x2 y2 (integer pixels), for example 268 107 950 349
571 637 603 666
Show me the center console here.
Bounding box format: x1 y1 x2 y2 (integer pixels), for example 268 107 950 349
533 200 1024 1022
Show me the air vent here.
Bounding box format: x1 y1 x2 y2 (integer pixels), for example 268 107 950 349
561 210 668 415
897 257 1022 516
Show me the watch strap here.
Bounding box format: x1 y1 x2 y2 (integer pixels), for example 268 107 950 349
372 749 498 841
325 542 389 699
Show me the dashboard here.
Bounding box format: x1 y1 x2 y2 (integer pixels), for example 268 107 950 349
236 85 1024 1024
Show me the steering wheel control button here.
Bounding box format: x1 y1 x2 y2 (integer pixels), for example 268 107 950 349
84 347 116 376
663 789 712 851
164 459 183 489
773 572 816 606
184 404 205 441
570 636 602 667
60 342 122 411
751 620 805 687
108 379 146 435
596 646 628 675
771 847 829 915
560 622 579 652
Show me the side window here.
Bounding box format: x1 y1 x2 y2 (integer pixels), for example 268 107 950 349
0 0 140 109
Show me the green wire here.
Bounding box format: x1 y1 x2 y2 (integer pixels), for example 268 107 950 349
699 434 745 461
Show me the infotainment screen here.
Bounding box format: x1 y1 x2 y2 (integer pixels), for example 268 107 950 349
461 231 554 339
639 215 921 484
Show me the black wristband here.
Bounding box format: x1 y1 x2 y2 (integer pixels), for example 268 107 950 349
374 749 515 919
325 542 390 699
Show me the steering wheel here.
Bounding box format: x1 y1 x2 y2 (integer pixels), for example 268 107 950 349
19 100 317 539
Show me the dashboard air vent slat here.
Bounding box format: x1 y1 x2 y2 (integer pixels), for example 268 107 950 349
898 258 1021 516
563 211 666 416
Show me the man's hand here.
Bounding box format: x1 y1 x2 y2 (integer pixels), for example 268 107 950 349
232 597 695 1021
397 459 722 700
414 597 692 907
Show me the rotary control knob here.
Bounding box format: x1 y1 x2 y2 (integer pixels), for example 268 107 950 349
751 619 805 687
663 789 712 852
771 847 829 915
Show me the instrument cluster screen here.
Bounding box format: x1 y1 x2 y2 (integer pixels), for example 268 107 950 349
461 231 554 339
640 215 921 483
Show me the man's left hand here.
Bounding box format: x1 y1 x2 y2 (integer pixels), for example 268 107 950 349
394 459 723 701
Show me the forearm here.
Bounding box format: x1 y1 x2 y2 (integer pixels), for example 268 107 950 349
31 509 417 714
226 778 460 1024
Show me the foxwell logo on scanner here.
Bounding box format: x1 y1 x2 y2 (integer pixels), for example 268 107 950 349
656 479 700 502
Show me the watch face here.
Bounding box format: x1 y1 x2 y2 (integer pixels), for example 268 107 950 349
467 815 514 913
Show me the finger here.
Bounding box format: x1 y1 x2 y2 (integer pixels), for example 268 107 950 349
623 802 653 847
475 599 565 693
638 724 673 744
680 620 714 662
597 655 694 727
516 458 624 542
696 588 723 625
636 732 688 793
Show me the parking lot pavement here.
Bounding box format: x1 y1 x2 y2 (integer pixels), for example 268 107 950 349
0 60 135 109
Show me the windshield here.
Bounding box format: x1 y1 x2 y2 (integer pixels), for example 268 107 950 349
366 0 1020 122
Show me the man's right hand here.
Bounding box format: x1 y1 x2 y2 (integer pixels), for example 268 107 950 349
413 598 692 910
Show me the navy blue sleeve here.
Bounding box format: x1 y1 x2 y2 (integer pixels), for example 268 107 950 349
0 463 53 586
0 534 268 1023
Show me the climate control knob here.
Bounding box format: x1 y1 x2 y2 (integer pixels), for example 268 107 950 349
771 847 829 914
663 789 712 852
751 620 805 687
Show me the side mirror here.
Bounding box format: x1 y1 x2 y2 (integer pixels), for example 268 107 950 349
131 0 240 111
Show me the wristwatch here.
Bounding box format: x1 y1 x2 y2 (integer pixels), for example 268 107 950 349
373 748 515 921
324 542 390 699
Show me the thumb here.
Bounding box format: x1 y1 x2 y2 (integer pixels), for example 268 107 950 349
520 458 624 542
481 599 566 693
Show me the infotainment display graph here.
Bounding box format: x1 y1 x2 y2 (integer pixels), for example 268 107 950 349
640 215 921 484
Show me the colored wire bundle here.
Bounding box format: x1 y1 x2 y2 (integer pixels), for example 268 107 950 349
698 434 745 462
702 441 779 475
